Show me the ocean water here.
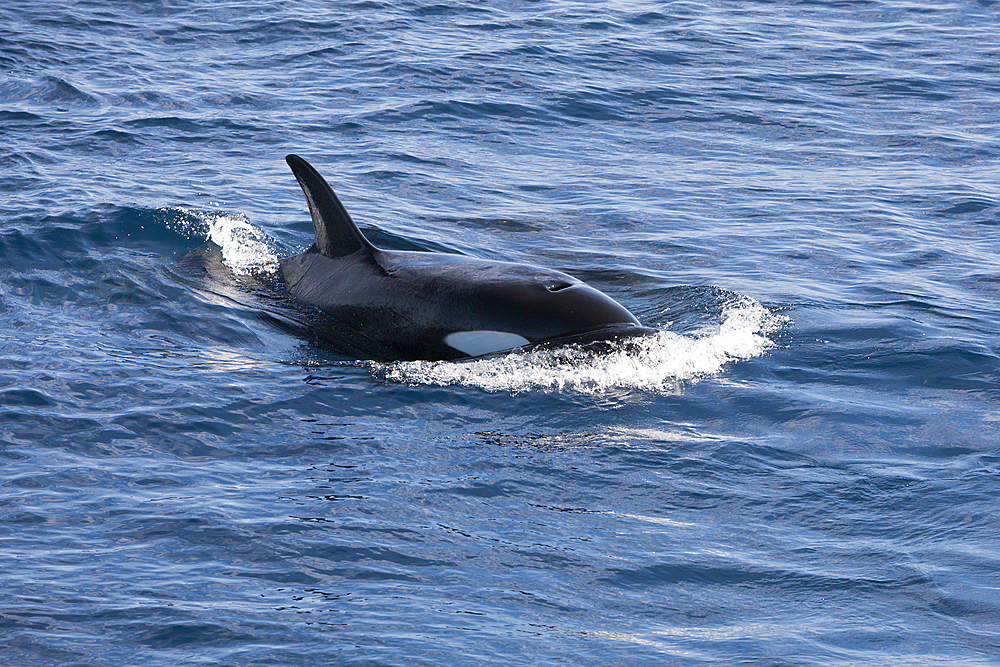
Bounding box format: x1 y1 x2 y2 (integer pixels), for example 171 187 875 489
2 0 999 665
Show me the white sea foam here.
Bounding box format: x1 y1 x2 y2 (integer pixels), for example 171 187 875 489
376 297 786 394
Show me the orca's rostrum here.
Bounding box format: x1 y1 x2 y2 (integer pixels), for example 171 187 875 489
278 154 655 361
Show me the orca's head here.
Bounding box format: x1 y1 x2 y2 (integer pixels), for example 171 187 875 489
420 258 654 358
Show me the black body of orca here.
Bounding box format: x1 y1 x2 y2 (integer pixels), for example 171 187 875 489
278 154 655 361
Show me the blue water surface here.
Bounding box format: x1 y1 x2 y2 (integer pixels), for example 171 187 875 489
2 1 999 665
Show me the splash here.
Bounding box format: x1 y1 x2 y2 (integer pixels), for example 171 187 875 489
165 207 284 276
203 212 281 276
375 297 786 394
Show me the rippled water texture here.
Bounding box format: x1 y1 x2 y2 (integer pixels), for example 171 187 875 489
2 1 999 665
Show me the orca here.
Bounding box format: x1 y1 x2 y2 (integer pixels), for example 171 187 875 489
276 154 655 361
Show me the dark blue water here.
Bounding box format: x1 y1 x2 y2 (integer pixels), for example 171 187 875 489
3 1 999 665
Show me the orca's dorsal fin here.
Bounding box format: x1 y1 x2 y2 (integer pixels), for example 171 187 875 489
285 154 375 258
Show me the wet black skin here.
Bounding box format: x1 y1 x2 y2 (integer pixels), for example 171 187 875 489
278 154 655 361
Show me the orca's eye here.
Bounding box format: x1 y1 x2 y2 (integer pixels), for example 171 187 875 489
545 281 572 292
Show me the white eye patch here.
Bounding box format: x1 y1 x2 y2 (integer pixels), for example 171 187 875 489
444 331 530 357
